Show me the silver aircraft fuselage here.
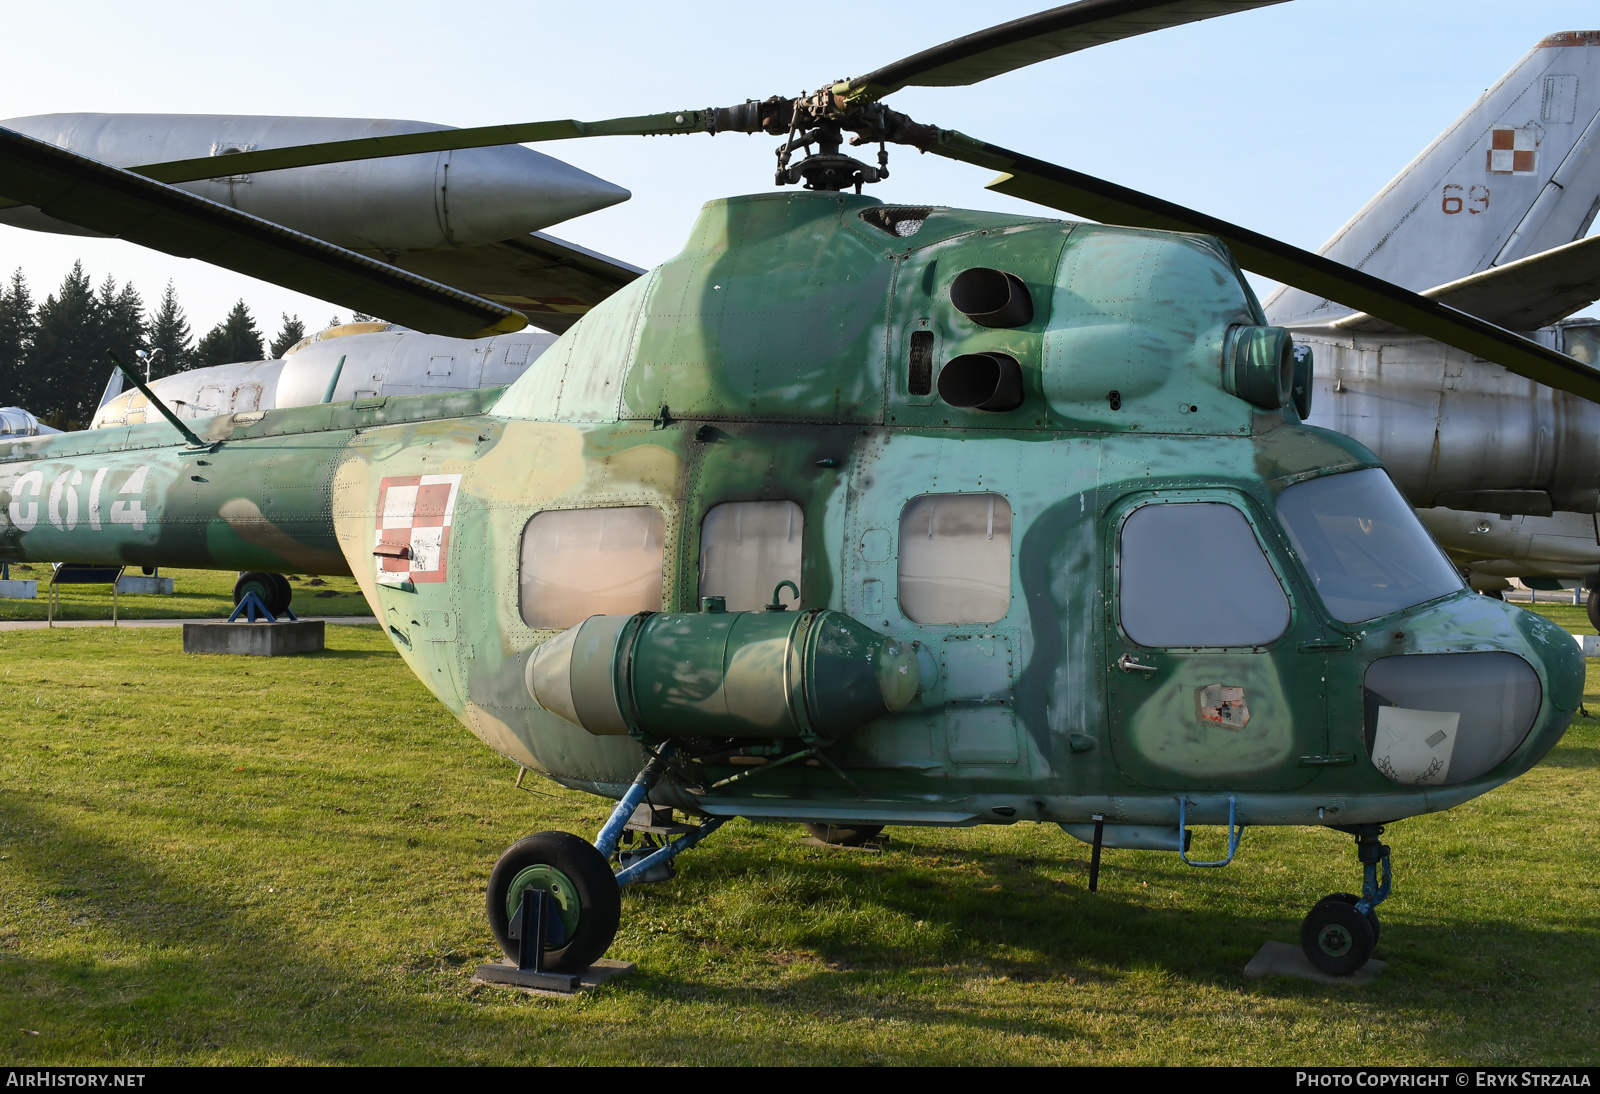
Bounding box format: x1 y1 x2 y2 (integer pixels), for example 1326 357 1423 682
0 113 630 253
1297 320 1600 581
90 324 557 428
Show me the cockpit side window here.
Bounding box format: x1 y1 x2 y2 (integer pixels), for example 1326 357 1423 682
1118 501 1290 648
519 506 666 629
1275 468 1463 623
699 500 803 611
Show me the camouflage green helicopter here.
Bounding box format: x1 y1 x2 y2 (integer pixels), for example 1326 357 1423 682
2 0 1595 980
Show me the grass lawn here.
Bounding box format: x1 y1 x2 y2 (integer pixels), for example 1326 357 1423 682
0 609 1596 1065
0 566 371 621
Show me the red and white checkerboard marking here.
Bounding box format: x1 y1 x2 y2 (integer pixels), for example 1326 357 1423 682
375 474 461 585
1487 127 1537 175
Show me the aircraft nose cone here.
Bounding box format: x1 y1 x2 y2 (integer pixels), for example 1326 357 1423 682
439 144 630 246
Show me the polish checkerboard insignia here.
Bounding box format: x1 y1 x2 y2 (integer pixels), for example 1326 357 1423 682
1487 127 1538 175
374 474 462 585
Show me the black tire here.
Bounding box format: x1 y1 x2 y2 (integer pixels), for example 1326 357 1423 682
803 823 884 847
269 573 294 615
1587 587 1600 631
1314 892 1380 945
1300 897 1376 976
233 572 279 612
486 831 620 973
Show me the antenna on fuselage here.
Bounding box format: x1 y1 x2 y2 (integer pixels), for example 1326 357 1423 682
106 350 211 449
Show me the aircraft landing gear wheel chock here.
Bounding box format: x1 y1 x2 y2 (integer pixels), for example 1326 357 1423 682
802 823 884 847
1300 825 1392 976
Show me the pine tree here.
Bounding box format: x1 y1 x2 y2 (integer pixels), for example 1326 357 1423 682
0 270 36 408
96 276 146 396
195 299 263 367
25 262 101 428
269 313 307 358
146 281 194 379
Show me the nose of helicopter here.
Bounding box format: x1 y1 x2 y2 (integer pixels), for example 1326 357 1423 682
1358 593 1584 791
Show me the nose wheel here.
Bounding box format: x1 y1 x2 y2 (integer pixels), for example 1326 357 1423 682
1300 825 1392 976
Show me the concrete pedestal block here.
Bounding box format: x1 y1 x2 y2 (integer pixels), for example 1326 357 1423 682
0 579 37 599
116 576 174 595
183 620 324 656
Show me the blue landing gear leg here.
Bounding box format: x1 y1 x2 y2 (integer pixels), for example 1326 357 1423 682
591 744 726 888
1300 825 1392 976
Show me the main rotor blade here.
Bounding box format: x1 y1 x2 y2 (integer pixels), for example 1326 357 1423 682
0 125 526 339
840 0 1288 102
924 129 1600 404
127 112 711 185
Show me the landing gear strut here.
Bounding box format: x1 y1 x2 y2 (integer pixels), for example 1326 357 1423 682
1300 825 1392 976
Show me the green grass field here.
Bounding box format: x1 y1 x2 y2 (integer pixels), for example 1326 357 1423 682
0 566 371 621
0 610 1596 1065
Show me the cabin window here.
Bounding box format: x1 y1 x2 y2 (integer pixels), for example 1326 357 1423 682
519 506 666 629
699 501 804 611
1276 467 1463 623
898 493 1012 624
1119 501 1290 648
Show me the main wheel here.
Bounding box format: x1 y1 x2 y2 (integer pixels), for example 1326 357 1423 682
1300 897 1376 975
803 823 884 847
486 831 620 973
1587 587 1600 631
1315 892 1380 945
233 571 291 615
269 572 294 614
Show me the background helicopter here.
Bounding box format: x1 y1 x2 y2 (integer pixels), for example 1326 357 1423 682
0 0 1594 980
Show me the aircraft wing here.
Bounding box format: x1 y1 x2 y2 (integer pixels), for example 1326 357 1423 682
379 231 645 335
1329 234 1600 335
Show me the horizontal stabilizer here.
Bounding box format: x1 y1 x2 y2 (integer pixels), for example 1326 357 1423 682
1330 233 1600 334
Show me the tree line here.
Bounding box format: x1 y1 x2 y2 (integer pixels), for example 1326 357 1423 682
0 262 331 430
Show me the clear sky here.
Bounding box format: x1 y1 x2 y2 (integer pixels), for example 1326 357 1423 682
1 0 1596 335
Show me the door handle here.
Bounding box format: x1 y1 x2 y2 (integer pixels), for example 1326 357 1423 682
1116 653 1158 675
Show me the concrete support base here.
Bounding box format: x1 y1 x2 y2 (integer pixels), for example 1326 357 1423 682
182 620 324 656
0 579 37 599
116 576 174 595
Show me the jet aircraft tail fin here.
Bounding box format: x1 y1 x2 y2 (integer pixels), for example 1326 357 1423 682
1267 31 1600 328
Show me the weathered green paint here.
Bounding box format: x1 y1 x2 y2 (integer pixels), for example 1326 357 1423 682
0 191 1579 839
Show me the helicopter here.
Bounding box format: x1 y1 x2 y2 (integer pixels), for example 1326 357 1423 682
0 0 1593 980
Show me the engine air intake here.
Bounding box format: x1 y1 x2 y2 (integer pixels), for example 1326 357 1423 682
1223 325 1295 410
950 267 1033 328
938 352 1024 412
